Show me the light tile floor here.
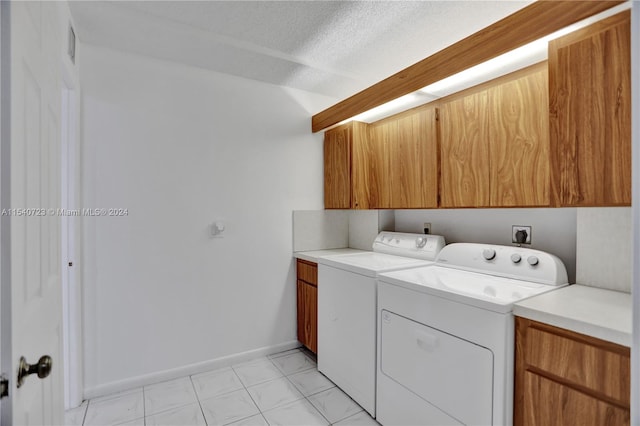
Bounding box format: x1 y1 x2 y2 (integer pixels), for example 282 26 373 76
65 348 380 426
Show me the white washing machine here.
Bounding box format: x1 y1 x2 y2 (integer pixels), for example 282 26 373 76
376 243 568 426
317 232 446 417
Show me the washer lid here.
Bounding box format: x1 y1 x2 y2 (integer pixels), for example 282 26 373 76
318 252 434 278
378 265 569 313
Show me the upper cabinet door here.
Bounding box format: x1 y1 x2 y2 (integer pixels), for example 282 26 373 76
324 121 372 209
440 90 491 208
324 123 352 209
440 64 550 208
349 121 376 209
489 67 550 207
368 106 439 209
549 11 631 207
392 107 439 209
363 120 392 209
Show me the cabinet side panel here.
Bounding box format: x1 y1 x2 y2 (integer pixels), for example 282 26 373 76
324 125 352 209
306 283 317 354
514 317 529 426
548 30 563 207
440 91 490 207
600 15 631 205
489 67 550 207
549 11 631 206
296 280 306 347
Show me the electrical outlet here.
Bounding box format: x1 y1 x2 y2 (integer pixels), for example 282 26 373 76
423 222 431 235
512 225 532 244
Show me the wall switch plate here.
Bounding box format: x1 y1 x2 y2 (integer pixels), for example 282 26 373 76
512 225 532 244
423 222 431 235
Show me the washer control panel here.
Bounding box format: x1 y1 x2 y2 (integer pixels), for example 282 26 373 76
435 243 568 286
373 232 446 261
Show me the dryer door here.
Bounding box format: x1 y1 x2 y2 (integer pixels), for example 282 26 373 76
380 310 493 425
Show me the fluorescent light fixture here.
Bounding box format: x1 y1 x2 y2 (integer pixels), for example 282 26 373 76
420 39 548 97
339 92 437 125
420 2 630 98
334 1 630 128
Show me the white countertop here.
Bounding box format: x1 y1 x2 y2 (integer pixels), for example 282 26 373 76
294 248 367 263
513 284 631 347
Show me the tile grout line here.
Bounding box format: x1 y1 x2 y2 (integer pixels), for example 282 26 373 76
230 362 271 426
289 362 367 426
188 374 209 426
270 355 313 415
81 400 90 426
299 381 332 425
276 357 332 426
142 385 146 426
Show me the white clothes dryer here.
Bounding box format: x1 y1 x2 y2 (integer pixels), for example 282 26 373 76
317 232 445 417
376 243 568 426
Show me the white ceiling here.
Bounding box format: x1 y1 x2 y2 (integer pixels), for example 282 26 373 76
68 1 533 101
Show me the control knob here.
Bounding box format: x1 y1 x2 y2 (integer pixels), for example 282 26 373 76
482 248 496 261
527 256 539 266
511 254 522 264
416 237 427 248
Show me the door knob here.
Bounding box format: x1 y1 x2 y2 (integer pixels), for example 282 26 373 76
17 355 52 388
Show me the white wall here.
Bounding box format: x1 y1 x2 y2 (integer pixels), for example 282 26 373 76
292 210 395 252
394 208 578 283
576 207 631 292
80 45 335 396
292 210 348 252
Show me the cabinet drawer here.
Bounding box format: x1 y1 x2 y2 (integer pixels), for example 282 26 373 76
522 371 630 426
296 259 317 285
523 322 630 406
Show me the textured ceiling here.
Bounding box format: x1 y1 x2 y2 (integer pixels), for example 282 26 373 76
68 1 532 101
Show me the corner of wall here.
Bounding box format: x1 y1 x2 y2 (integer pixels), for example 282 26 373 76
348 210 395 250
292 210 349 251
576 207 632 293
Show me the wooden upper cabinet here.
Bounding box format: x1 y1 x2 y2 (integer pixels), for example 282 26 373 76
440 64 549 208
368 106 439 209
549 11 631 207
361 120 392 209
324 107 438 210
324 121 370 209
324 123 352 209
489 67 550 207
440 89 490 207
392 107 439 209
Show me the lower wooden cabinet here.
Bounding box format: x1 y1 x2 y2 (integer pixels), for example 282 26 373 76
515 317 630 426
521 371 629 425
296 260 317 353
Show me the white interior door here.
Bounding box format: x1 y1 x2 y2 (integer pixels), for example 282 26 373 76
61 84 82 410
1 1 65 424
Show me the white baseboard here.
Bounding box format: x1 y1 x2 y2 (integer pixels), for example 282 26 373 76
83 340 301 400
